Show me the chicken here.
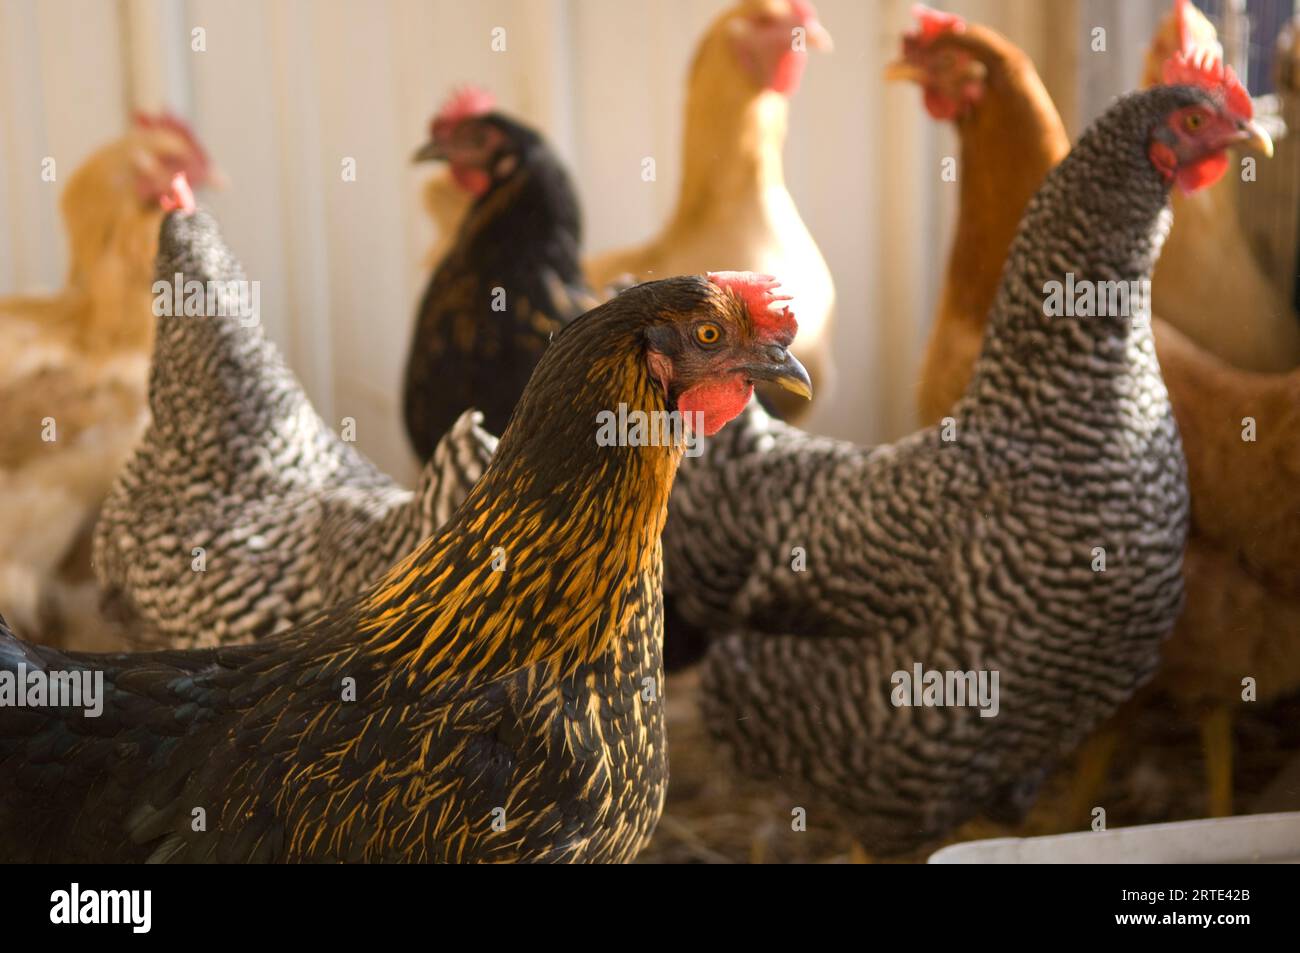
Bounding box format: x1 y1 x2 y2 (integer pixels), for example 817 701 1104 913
895 9 1297 819
911 1 1297 432
1238 11 1300 314
93 201 496 650
583 0 833 423
887 9 1067 428
1147 321 1300 815
1141 0 1300 372
402 90 594 461
0 211 811 862
0 115 213 650
664 62 1266 854
1157 324 1300 592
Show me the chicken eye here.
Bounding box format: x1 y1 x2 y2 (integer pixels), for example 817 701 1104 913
694 323 722 347
1184 112 1205 133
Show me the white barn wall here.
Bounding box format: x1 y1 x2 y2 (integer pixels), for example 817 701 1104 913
2 0 1126 483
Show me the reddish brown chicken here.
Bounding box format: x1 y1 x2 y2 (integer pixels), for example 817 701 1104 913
885 7 1065 427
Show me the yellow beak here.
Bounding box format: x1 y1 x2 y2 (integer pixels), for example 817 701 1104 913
883 60 927 84
1238 118 1274 158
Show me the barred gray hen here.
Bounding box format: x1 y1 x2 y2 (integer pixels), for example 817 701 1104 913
93 210 494 649
664 69 1266 853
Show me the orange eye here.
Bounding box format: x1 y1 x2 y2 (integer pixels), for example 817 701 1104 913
1184 112 1205 132
694 323 722 347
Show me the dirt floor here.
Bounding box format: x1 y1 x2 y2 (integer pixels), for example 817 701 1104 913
638 669 1300 863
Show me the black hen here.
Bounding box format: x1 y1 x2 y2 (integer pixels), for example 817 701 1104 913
0 239 810 861
402 90 593 461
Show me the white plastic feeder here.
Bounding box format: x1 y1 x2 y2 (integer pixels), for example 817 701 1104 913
928 812 1300 863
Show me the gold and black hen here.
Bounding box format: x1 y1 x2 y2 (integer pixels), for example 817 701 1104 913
402 88 593 461
0 238 810 861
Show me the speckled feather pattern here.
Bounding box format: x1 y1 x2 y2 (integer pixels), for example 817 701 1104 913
662 88 1195 854
92 212 495 649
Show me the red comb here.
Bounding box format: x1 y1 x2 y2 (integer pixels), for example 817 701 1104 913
132 111 213 185
910 4 965 43
132 110 192 135
431 86 496 138
132 112 207 158
1162 47 1252 119
159 172 195 214
708 272 797 339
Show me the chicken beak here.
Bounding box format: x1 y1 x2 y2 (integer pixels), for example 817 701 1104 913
412 139 446 163
1236 118 1274 158
806 19 833 52
742 346 813 400
883 59 927 84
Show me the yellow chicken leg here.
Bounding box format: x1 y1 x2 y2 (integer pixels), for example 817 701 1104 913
1200 705 1234 817
849 841 874 864
1056 725 1121 831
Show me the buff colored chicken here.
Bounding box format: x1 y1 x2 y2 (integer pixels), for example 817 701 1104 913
1237 12 1300 314
0 115 214 650
1154 323 1300 816
583 0 834 422
1141 0 1300 372
893 4 1300 821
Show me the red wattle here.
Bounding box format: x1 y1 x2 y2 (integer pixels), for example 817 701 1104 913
452 165 491 196
1176 151 1229 193
677 377 754 437
160 172 196 213
769 51 808 95
923 88 961 121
